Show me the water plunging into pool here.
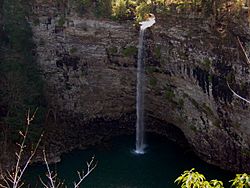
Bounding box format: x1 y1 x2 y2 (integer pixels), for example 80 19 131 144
135 14 156 154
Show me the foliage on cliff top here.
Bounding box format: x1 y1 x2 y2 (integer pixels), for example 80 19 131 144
72 0 246 22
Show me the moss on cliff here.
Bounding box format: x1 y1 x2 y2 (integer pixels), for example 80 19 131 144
122 46 137 57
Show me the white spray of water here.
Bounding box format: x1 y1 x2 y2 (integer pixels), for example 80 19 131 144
135 15 156 154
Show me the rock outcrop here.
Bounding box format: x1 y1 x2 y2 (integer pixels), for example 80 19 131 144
31 1 250 172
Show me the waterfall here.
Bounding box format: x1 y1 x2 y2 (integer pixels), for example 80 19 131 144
135 28 146 154
135 15 155 154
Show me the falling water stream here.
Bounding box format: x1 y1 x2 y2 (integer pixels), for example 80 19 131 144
135 15 156 154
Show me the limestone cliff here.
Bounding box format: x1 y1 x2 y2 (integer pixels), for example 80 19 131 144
31 1 250 172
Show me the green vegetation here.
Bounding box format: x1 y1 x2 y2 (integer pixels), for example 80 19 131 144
231 173 250 188
175 168 224 188
112 0 130 20
149 76 157 87
122 46 137 57
108 46 118 54
176 169 250 188
165 89 175 100
154 46 161 60
145 66 159 74
201 57 212 71
0 0 46 143
164 85 175 101
208 74 212 82
95 0 112 18
57 16 66 27
189 124 197 132
164 85 185 109
70 47 78 54
72 0 244 22
135 1 151 21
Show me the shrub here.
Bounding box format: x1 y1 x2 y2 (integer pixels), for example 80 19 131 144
112 0 129 20
135 2 151 22
231 173 250 188
154 46 161 59
57 16 65 27
122 46 137 57
175 169 250 188
95 0 112 18
149 77 157 87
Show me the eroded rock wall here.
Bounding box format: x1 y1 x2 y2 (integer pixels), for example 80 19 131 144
31 1 250 172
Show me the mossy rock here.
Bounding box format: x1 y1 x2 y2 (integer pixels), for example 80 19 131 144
108 46 118 54
201 57 212 71
57 16 66 27
122 46 137 57
145 66 158 74
149 77 157 87
154 46 161 59
70 47 78 54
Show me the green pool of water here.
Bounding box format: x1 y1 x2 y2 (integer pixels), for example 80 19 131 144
25 134 233 188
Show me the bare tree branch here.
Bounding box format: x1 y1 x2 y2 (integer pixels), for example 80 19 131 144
1 108 42 188
39 176 49 188
237 36 250 65
40 150 64 188
15 134 43 186
73 156 97 188
227 82 250 104
1 109 97 188
43 150 56 188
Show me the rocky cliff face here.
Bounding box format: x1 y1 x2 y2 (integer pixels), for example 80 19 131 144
31 1 250 172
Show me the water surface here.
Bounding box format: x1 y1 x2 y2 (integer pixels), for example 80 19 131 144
25 134 233 188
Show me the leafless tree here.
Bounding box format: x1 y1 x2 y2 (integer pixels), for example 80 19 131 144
0 108 42 188
40 150 97 188
0 109 97 188
227 82 250 104
226 37 250 105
